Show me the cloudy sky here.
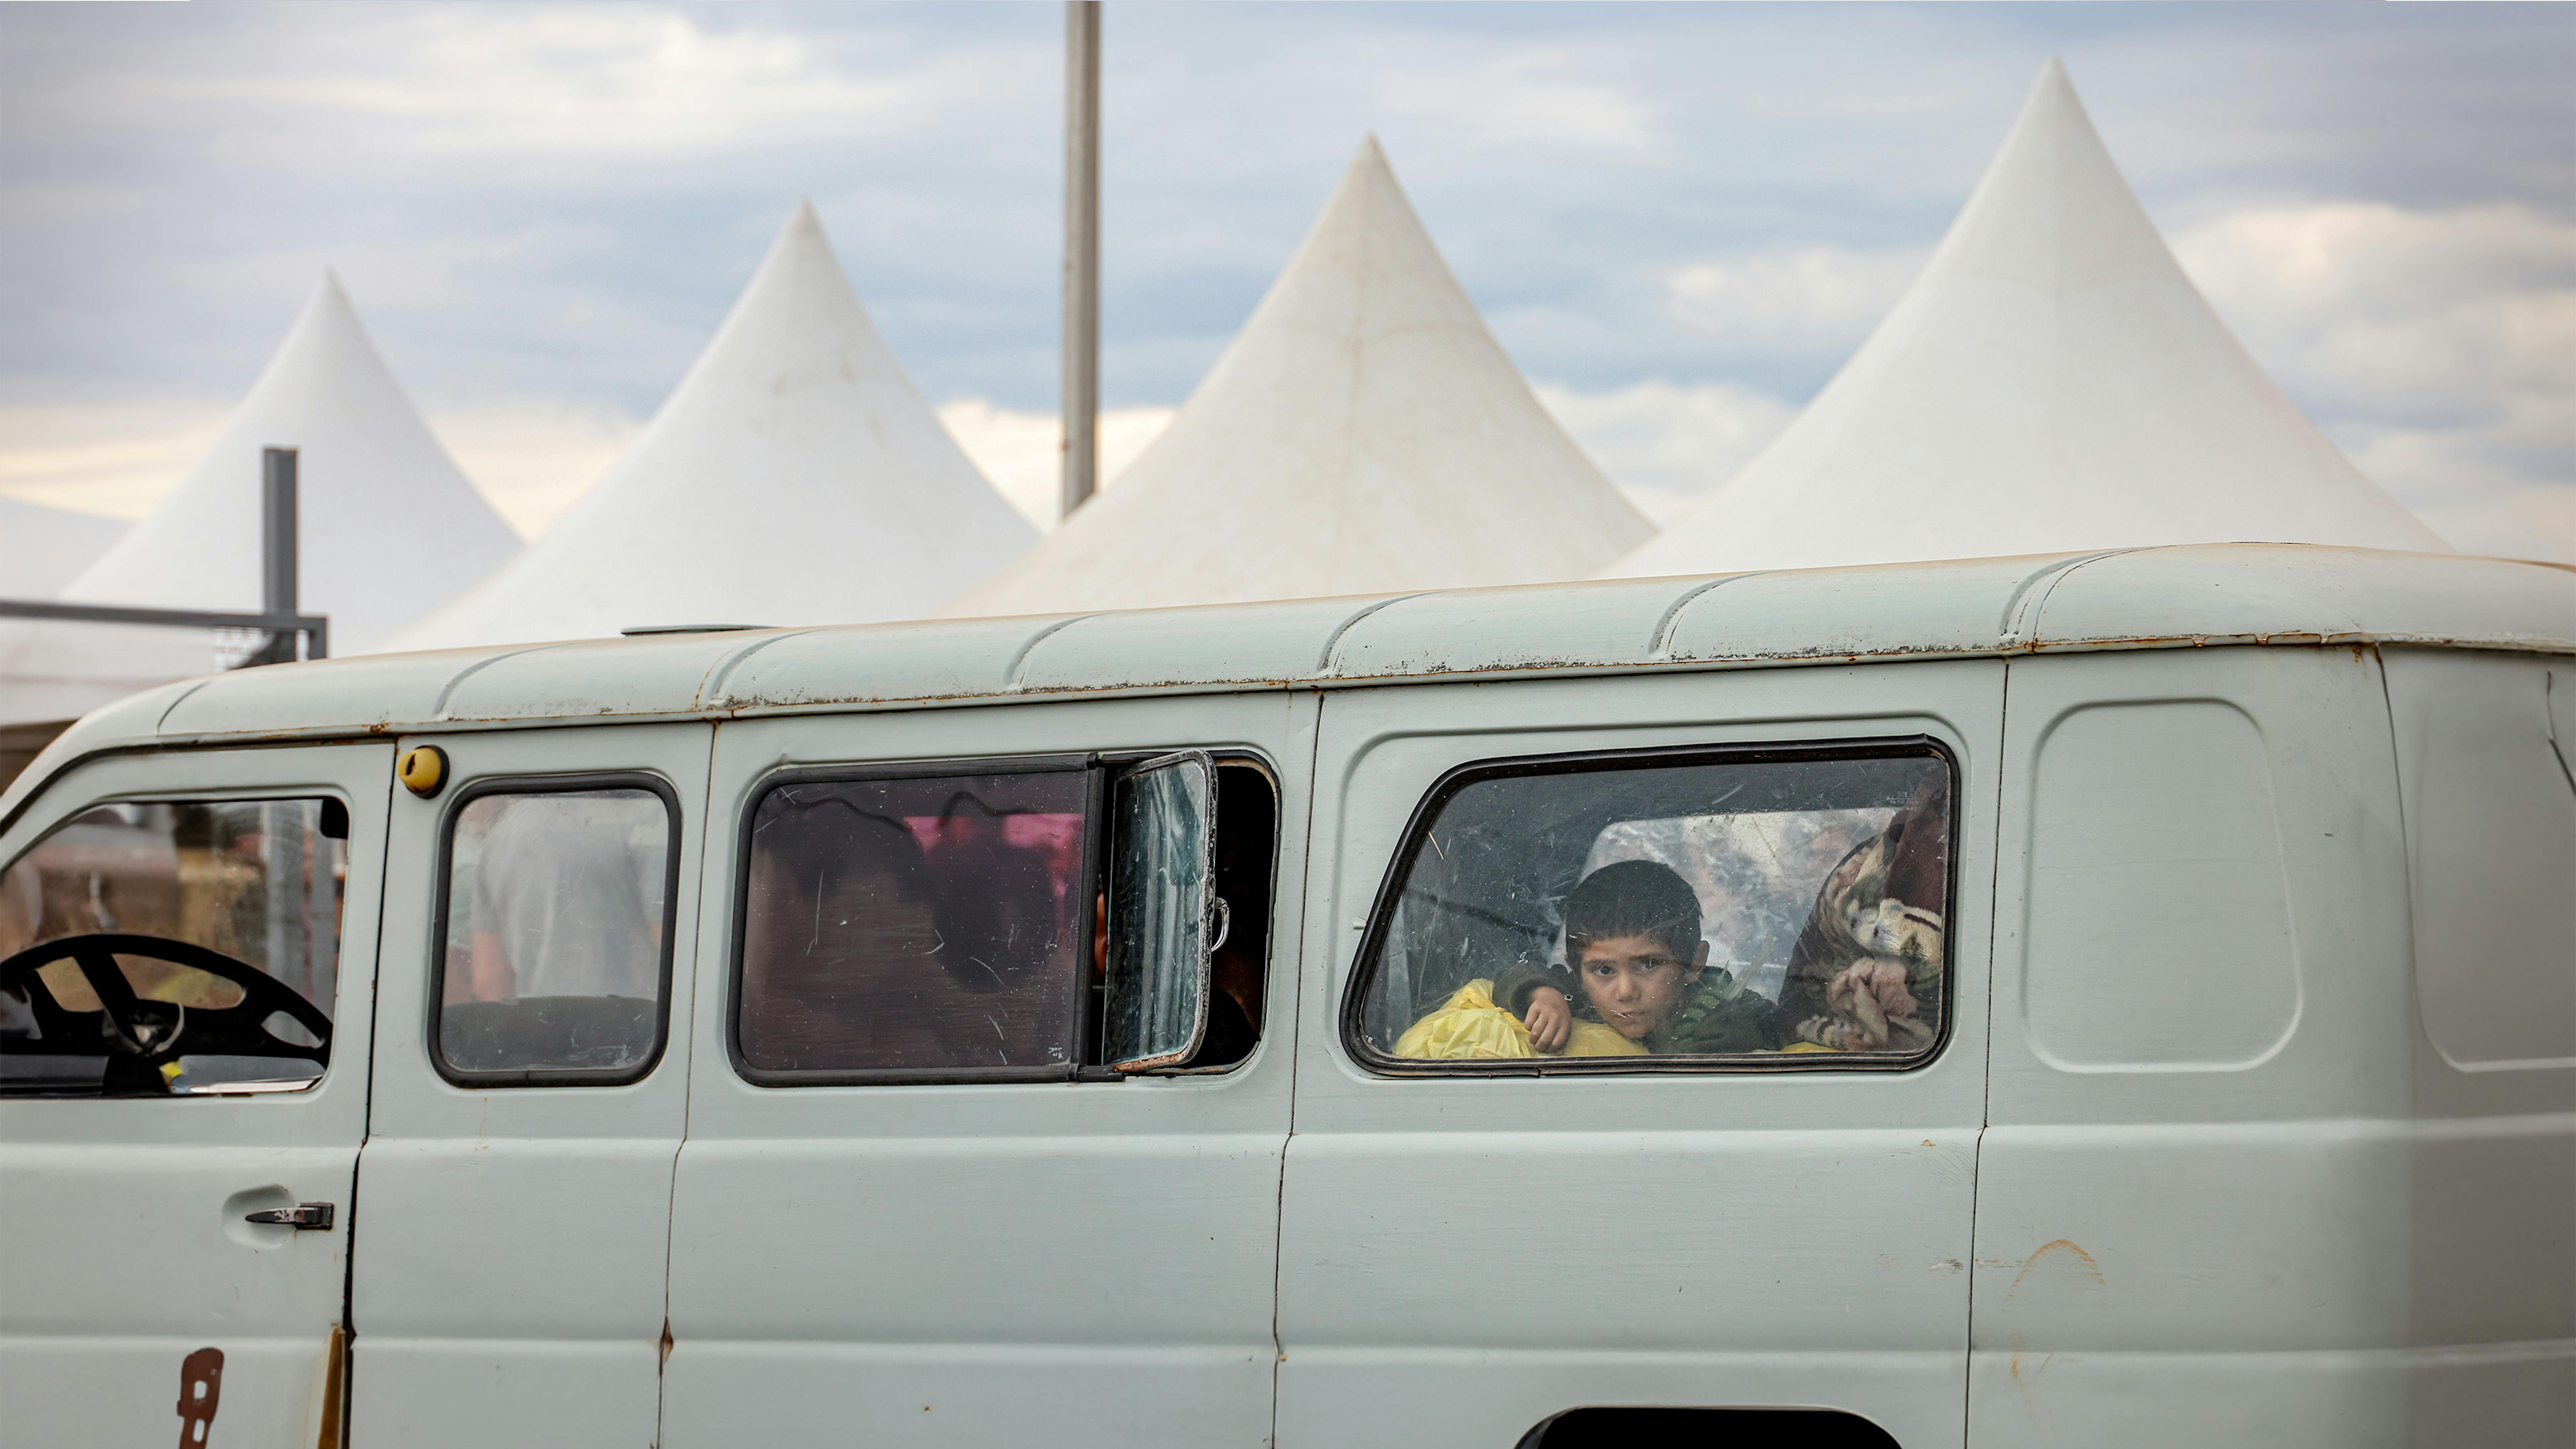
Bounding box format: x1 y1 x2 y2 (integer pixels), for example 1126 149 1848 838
2 1 2569 558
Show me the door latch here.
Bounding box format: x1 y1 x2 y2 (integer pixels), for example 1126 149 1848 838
243 1202 335 1230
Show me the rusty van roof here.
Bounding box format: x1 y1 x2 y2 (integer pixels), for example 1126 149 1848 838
8 544 2570 821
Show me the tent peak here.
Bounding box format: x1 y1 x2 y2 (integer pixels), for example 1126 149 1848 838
2016 55 2088 144
1346 133 1397 186
379 187 1031 652
937 125 1646 617
1603 58 2444 579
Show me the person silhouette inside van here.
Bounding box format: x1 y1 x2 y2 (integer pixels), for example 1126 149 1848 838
467 794 663 1004
1489 860 1785 1056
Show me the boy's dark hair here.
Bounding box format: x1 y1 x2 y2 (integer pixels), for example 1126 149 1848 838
1564 859 1702 963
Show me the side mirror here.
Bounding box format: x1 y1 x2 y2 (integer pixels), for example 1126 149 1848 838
1103 751 1220 1073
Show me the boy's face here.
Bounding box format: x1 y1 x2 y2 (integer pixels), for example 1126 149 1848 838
1574 933 1707 1040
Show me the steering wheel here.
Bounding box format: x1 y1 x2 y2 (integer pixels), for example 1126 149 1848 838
0 933 332 1095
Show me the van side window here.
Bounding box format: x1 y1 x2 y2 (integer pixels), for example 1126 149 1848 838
735 768 1090 1082
434 781 677 1086
1349 743 1952 1072
730 756 1278 1086
0 797 347 1096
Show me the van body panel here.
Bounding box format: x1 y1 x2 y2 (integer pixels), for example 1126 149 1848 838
1964 1339 2574 1449
2380 648 2576 1075
351 721 714 1448
2383 647 2576 1439
1321 575 1687 676
1663 555 2057 662
8 547 2570 1446
15 550 2560 814
155 646 499 740
1987 647 2416 1126
2025 546 2575 653
0 742 390 1449
1279 1347 1970 1449
1280 662 2005 1447
1013 593 1401 691
702 613 1092 712
1974 644 2575 1444
430 630 790 724
662 691 1315 1447
658 1342 1274 1446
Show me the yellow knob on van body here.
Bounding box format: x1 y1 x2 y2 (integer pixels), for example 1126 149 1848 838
397 746 447 798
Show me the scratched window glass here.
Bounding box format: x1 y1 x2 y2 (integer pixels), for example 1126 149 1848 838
436 787 675 1083
736 770 1088 1079
1356 748 1951 1068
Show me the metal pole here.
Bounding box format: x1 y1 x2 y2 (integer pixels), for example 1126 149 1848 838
1061 1 1102 519
261 447 299 663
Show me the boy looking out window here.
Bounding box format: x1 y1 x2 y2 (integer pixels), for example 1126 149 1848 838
1393 859 1789 1060
1491 859 1785 1056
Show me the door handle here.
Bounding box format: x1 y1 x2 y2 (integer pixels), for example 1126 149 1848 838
243 1202 335 1230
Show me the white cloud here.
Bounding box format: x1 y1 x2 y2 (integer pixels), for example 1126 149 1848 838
0 398 229 519
1664 246 1925 352
1373 46 1659 154
936 399 1179 531
2175 202 2576 415
1534 379 1796 525
2174 201 2575 560
0 392 643 545
2410 483 2576 566
60 7 1008 162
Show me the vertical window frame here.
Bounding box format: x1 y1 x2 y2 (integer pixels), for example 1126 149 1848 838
1338 735 1963 1078
724 754 1101 1089
427 770 684 1090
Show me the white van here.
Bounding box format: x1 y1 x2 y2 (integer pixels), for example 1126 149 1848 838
2 543 2568 1449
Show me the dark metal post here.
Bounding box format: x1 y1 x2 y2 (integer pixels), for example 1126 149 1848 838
260 446 300 663
1061 0 1102 519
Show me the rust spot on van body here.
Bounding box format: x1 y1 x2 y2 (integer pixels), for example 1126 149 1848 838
2005 1238 2105 1307
175 1346 223 1446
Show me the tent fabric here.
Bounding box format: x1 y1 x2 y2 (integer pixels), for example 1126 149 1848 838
1608 60 2447 581
941 138 1650 619
0 499 128 597
384 202 1034 652
1 275 518 724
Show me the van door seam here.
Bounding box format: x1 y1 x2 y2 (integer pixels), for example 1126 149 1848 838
344 742 404 1430
1965 658 2013 1445
657 723 720 1449
1270 690 1325 1449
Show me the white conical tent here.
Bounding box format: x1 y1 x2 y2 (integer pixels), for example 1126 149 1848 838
1610 60 2446 580
386 203 1034 651
942 138 1650 617
1 275 519 723
59 274 519 641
